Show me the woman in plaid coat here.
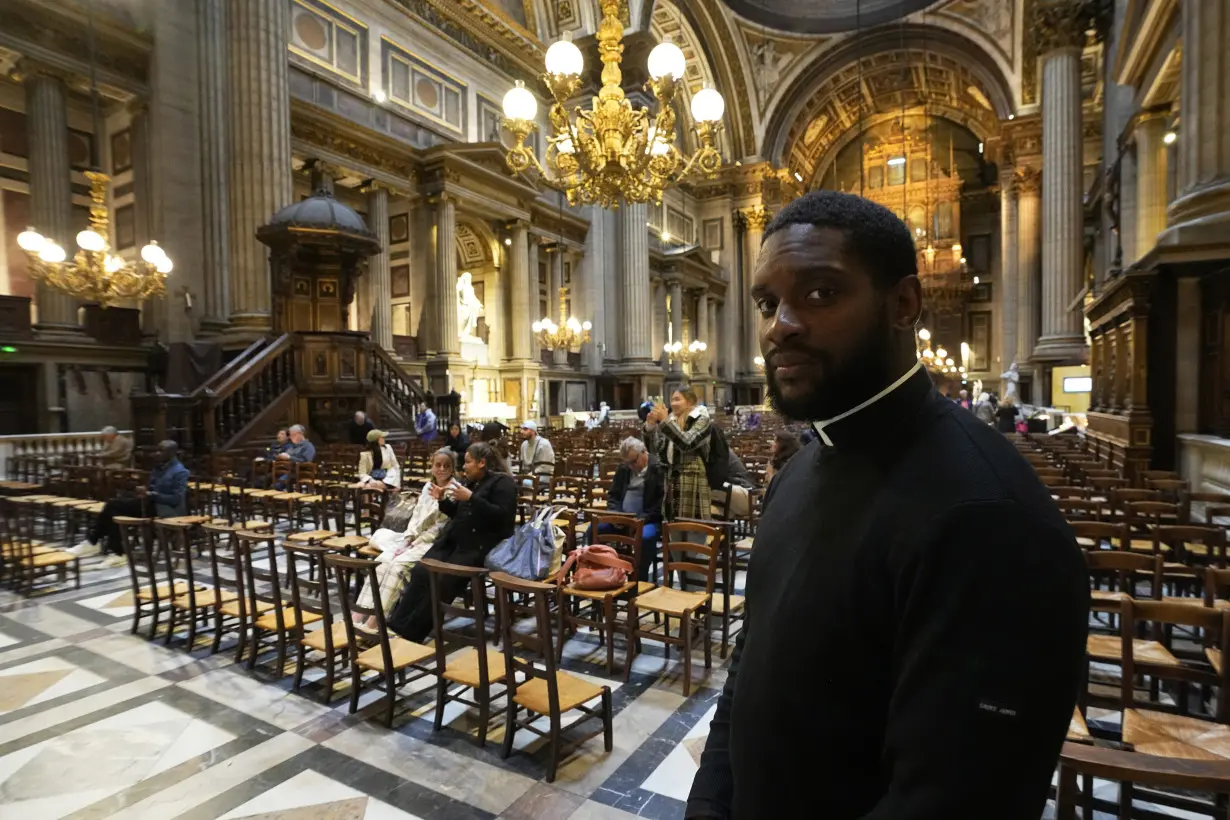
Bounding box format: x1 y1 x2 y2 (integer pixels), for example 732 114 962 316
643 387 712 521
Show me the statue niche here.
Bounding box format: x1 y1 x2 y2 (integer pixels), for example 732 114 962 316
257 188 381 334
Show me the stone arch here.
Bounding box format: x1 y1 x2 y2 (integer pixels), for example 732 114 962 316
763 24 1014 183
454 218 498 270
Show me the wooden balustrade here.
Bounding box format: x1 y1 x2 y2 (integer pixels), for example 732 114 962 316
206 333 296 449
369 344 432 426
0 430 133 480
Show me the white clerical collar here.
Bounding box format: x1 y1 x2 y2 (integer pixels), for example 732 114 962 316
812 362 924 447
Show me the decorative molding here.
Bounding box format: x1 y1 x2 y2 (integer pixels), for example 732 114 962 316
1014 165 1042 196
290 114 421 183
385 0 541 85
742 206 772 232
1032 0 1097 54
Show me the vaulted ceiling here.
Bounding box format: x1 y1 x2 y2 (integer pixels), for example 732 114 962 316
720 0 932 34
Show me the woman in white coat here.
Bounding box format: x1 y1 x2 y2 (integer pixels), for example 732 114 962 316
357 429 401 490
354 448 456 624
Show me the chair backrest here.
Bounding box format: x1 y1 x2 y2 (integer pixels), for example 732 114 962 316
1050 485 1090 500
1141 470 1181 483
661 521 721 595
1121 599 1230 721
1206 568 1230 608
591 514 644 574
283 543 333 643
1157 525 1226 566
325 554 396 671
419 557 491 677
1112 488 1162 509
295 462 318 490
115 516 161 598
233 531 284 627
1182 491 1230 525
200 522 241 600
1124 501 1180 541
1085 549 1162 598
155 520 200 603
489 571 562 711
1059 498 1102 522
271 461 293 486
1070 520 1128 549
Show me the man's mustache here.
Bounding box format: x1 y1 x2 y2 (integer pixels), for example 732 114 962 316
764 344 826 368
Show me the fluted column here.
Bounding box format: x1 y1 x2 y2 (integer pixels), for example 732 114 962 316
620 202 652 362
742 207 770 373
435 194 458 355
697 290 710 375
366 185 393 351
198 0 229 333
227 0 291 332
668 279 683 373
548 244 563 307
1135 112 1170 258
510 220 531 360
23 67 77 332
1016 167 1042 369
527 238 540 358
1163 0 1230 245
1000 171 1020 367
1033 0 1091 361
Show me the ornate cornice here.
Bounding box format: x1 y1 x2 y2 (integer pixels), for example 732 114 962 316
1014 166 1042 196
290 114 421 184
1032 0 1097 53
386 0 541 85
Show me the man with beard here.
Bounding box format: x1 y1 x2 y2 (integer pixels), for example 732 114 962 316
686 191 1088 820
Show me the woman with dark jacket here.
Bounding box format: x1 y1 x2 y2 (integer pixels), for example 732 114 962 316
604 436 666 580
442 422 470 457
387 442 516 642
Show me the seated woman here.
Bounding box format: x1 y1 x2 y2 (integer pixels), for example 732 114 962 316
442 422 469 457
604 436 665 581
763 431 803 485
357 429 401 490
387 442 516 643
354 448 457 626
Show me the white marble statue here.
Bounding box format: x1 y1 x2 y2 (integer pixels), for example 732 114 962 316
457 272 483 341
1001 362 1021 404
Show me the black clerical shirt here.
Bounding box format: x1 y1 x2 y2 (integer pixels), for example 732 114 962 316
687 365 1089 820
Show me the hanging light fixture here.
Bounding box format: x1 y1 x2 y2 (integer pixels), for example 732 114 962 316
664 338 707 365
20 0 171 306
534 286 592 351
501 0 725 207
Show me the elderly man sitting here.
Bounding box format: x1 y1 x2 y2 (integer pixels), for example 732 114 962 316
68 440 189 568
98 426 133 470
601 436 665 581
274 424 315 490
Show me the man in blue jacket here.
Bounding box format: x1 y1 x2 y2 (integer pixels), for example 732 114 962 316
69 440 189 568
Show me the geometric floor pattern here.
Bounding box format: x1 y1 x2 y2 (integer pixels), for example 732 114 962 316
0 555 1187 819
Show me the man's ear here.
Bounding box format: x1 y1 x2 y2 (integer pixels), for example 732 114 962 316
890 275 923 330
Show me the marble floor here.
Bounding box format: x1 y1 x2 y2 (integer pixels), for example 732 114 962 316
0 556 1199 820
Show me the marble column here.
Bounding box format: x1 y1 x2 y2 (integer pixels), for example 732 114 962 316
435 194 458 355
1163 0 1230 245
23 66 77 332
509 221 531 360
227 0 292 332
1135 112 1170 258
668 279 683 373
527 238 540 358
999 171 1020 367
743 207 770 373
548 245 563 313
1016 167 1043 371
366 185 393 350
1034 1 1089 360
198 0 229 333
697 290 710 374
620 202 652 362
131 106 161 335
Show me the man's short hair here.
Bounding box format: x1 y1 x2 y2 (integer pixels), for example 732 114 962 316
619 437 647 459
159 440 178 456
354 411 365 419
101 425 117 436
763 190 918 288
289 424 305 435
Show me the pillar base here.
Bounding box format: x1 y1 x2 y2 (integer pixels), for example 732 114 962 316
1032 334 1088 365
1158 184 1230 250
196 317 230 337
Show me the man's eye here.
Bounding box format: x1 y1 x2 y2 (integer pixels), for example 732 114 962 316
754 297 776 315
807 288 837 302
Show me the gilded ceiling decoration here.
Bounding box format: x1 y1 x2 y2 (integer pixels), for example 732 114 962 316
720 0 932 34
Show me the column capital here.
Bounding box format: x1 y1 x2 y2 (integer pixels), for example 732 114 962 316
731 209 748 232
1014 166 1042 196
359 178 396 197
505 218 531 233
1031 0 1097 53
741 206 773 232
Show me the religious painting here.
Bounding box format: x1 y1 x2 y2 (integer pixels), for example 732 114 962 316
389 213 409 243
702 218 723 250
294 278 311 296
110 128 131 175
887 160 905 187
67 129 93 172
391 264 410 298
313 352 328 377
0 107 28 158
317 279 338 298
114 204 135 250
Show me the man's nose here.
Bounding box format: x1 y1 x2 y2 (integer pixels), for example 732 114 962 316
763 300 803 349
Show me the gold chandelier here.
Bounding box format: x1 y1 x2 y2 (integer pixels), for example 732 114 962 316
916 328 969 378
19 172 172 307
501 0 725 207
534 287 592 350
664 338 707 365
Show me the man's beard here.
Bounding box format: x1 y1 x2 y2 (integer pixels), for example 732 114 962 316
765 315 897 422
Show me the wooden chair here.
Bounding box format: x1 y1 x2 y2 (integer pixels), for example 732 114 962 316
115 516 181 639
5 499 79 594
421 558 506 746
199 521 273 660
1058 498 1103 522
1071 520 1127 553
1050 485 1091 500
1123 500 1182 554
284 543 351 703
327 554 435 727
490 571 613 782
1183 491 1230 527
1085 549 1162 615
233 531 321 676
157 518 228 650
623 521 721 696
556 514 649 675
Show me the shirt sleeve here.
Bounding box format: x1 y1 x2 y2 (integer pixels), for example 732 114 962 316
856 501 1089 819
659 412 711 452
150 467 189 510
467 475 516 533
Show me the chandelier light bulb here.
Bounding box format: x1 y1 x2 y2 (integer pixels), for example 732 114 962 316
532 320 543 332
141 242 166 265
661 230 671 242
935 347 948 360
918 328 931 341
923 349 934 359
76 229 105 252
582 320 592 331
105 254 125 274
690 87 725 123
647 39 686 81
502 80 538 121
156 257 173 274
945 357 955 367
1163 130 1177 145
566 317 581 332
372 88 387 103
17 228 46 253
39 242 66 263
753 355 765 367
545 35 584 77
